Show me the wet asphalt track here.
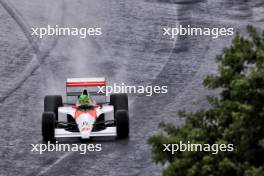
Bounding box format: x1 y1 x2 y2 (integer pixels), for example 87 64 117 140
0 0 264 175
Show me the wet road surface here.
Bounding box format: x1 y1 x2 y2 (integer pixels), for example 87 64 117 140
0 0 264 175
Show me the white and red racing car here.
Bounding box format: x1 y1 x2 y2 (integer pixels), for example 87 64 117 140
42 77 129 141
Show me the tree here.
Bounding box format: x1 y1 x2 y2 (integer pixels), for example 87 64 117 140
148 26 264 176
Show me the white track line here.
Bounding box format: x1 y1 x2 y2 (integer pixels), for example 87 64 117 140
36 152 73 176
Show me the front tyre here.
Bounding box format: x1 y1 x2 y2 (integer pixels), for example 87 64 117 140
42 112 56 141
115 110 129 139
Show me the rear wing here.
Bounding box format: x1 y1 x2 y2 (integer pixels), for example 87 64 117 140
66 77 107 103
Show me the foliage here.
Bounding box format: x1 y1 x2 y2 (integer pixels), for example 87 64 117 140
148 26 264 176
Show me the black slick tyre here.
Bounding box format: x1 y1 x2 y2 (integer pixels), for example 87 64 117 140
44 95 63 121
115 110 129 139
42 112 56 141
110 94 128 114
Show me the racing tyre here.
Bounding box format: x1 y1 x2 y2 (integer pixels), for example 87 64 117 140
110 94 128 114
115 110 129 139
44 95 63 121
42 112 56 141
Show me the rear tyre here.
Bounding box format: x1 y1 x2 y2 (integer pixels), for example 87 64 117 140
42 112 56 141
44 95 63 121
110 94 128 114
115 110 129 139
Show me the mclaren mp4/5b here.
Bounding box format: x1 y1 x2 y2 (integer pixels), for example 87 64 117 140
41 77 129 141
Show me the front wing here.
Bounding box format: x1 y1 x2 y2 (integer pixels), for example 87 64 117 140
55 127 117 138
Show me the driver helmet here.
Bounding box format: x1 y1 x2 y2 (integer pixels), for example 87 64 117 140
78 92 91 107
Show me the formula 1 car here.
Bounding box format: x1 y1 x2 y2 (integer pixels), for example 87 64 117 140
42 77 129 141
